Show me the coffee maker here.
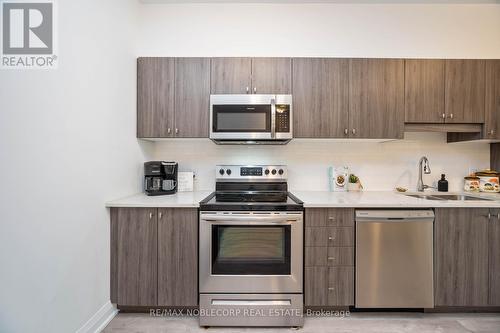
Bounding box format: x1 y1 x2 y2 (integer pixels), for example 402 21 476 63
144 161 178 196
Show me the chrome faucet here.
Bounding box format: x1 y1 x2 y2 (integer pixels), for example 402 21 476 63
417 156 432 192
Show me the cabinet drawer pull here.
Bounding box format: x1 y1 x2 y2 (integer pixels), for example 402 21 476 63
327 257 336 261
328 236 335 241
497 213 500 220
328 216 335 220
149 212 153 220
253 87 257 93
328 287 335 291
449 113 454 119
158 212 162 219
442 113 446 119
344 128 348 136
167 128 171 134
351 128 356 135
246 86 249 93
175 128 179 134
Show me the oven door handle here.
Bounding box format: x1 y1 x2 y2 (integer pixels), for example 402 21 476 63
202 216 298 224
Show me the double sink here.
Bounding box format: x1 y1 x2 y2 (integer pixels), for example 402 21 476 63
404 194 494 201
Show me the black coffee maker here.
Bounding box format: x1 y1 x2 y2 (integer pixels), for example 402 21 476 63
144 161 178 196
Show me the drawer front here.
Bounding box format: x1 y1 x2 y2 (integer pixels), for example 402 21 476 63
305 247 354 267
306 208 354 227
327 266 354 306
305 266 354 306
305 227 354 246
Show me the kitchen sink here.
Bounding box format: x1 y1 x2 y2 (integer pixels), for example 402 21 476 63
404 194 494 201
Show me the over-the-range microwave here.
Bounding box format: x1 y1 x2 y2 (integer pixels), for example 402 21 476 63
209 94 293 145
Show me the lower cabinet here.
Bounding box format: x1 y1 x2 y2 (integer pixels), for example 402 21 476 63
434 208 489 306
488 209 500 306
304 208 354 307
111 207 198 307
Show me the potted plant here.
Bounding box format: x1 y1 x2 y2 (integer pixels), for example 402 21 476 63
348 174 363 192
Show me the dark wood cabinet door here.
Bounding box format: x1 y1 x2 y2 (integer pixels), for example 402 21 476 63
157 208 198 306
349 58 404 139
210 57 252 94
405 59 445 123
305 208 354 228
327 267 354 306
305 267 328 306
116 208 158 306
137 58 174 138
485 60 500 139
445 60 485 124
292 58 349 138
174 58 210 138
489 210 500 305
251 58 291 94
434 208 489 306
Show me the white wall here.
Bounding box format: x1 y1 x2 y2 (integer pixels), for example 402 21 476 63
137 3 500 57
153 133 490 192
0 1 151 332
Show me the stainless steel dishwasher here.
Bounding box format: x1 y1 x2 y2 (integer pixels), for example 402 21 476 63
355 210 434 308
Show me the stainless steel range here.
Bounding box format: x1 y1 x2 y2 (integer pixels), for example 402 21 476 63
199 165 304 327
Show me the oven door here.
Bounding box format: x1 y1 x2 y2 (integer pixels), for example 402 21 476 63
199 211 303 294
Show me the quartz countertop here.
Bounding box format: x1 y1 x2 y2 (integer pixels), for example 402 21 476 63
106 190 500 209
105 191 212 208
292 191 500 208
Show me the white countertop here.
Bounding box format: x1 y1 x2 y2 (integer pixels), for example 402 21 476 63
106 190 500 208
105 191 212 208
293 190 500 208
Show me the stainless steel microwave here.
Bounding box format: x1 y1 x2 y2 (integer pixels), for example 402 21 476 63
209 94 293 145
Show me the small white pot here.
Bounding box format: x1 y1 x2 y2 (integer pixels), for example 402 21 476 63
348 182 361 192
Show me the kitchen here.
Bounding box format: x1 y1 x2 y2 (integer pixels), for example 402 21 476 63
1 1 500 333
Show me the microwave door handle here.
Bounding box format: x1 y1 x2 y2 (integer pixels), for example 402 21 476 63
271 97 276 139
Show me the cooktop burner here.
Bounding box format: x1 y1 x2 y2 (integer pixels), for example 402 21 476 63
199 165 303 211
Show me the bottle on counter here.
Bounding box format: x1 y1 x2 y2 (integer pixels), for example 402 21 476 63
438 174 448 192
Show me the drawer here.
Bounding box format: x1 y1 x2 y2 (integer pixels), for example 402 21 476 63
305 247 354 267
305 227 354 247
306 208 354 227
304 266 354 306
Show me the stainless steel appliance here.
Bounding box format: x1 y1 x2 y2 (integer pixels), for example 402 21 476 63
209 95 292 145
355 210 434 308
199 165 304 327
144 161 178 196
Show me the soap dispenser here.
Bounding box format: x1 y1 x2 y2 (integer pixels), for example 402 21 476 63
438 174 449 192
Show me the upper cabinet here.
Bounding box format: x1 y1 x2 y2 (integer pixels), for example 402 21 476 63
405 59 445 123
137 58 175 138
349 59 405 139
485 60 500 140
405 59 486 125
445 60 486 124
137 57 210 138
210 57 291 94
292 58 349 138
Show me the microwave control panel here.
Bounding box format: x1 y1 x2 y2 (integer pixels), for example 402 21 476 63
275 105 290 132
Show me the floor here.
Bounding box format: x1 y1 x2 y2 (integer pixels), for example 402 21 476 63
103 312 500 333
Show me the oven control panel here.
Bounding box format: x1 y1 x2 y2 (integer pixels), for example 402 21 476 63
216 165 287 180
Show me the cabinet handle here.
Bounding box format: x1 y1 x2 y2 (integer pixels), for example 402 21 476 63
351 128 356 135
246 86 249 93
328 287 335 292
328 216 335 220
449 113 454 119
442 113 446 119
328 235 335 241
149 212 153 220
158 212 162 219
167 128 171 134
327 257 336 261
497 213 500 220
175 128 179 134
344 128 348 136
253 87 257 93
489 129 495 136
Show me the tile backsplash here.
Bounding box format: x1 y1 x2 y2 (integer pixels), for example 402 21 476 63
152 132 490 192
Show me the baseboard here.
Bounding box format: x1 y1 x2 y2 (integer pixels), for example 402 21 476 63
76 301 118 333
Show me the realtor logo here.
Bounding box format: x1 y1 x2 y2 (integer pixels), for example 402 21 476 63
1 0 57 69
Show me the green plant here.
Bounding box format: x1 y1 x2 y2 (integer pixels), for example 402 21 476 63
349 174 359 184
